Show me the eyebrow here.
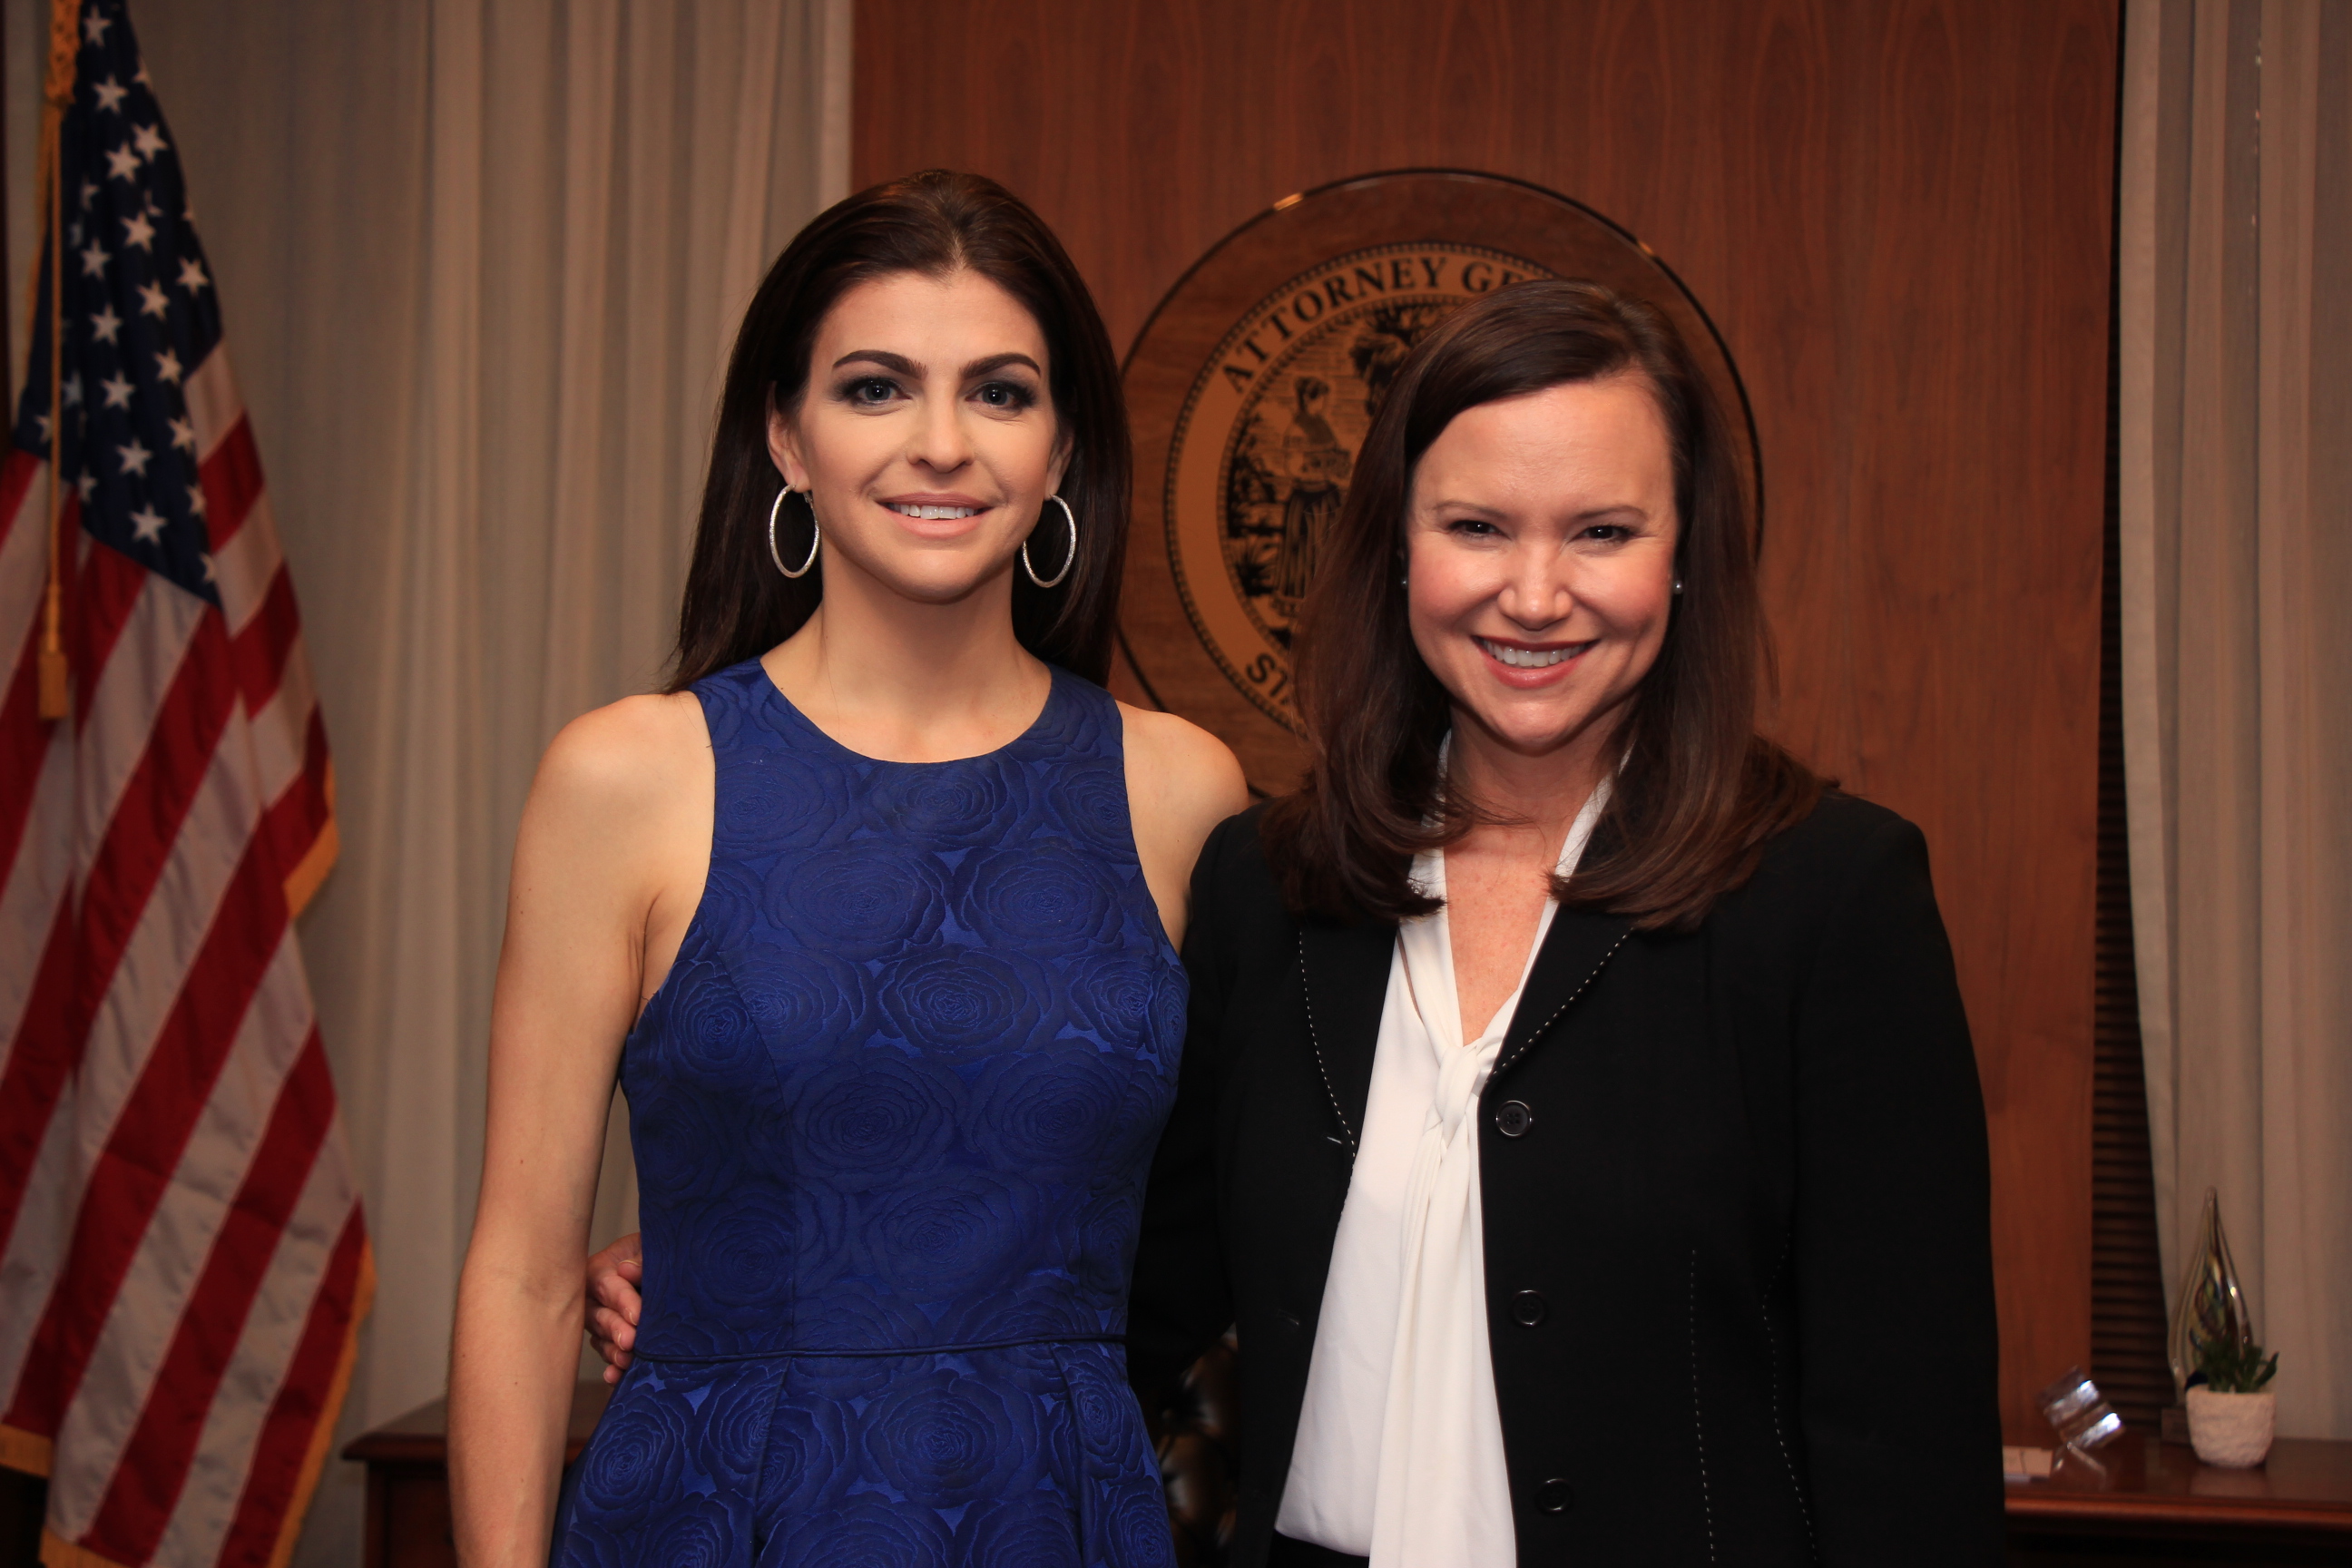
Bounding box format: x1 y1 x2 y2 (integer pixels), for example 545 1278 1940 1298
1424 500 1652 522
830 349 1044 379
962 351 1042 378
833 349 919 377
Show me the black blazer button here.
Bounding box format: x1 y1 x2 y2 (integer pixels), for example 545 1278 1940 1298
1511 1289 1547 1328
1494 1099 1534 1137
1537 1476 1574 1514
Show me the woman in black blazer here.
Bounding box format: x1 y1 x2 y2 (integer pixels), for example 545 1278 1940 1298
1124 282 2001 1567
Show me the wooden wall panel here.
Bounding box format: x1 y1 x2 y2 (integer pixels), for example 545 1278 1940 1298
856 0 2117 1441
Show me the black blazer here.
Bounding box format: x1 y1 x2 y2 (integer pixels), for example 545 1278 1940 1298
1128 793 2003 1566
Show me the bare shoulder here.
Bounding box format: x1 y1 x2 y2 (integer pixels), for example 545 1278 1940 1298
524 691 711 846
1118 703 1250 838
1116 704 1248 946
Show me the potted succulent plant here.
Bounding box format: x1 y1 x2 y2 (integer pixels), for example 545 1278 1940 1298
2186 1337 2279 1467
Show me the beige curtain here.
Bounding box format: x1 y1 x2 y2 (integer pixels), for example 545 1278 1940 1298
2 0 849 1557
2120 0 2352 1440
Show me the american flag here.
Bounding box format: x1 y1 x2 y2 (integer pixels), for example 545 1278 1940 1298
0 2 370 1563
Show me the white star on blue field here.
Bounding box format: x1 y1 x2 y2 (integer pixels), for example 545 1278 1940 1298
14 0 229 605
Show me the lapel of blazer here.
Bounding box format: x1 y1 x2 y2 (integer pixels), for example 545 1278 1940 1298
1495 903 1637 1079
1498 811 1639 1078
1296 916 1397 1156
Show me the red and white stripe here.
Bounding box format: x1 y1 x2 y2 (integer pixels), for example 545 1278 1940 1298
0 344 368 1568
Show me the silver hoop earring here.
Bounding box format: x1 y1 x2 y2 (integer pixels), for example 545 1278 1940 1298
1022 495 1078 589
769 485 819 579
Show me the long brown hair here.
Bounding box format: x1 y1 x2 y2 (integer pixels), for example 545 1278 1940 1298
1262 280 1821 930
668 171 1129 690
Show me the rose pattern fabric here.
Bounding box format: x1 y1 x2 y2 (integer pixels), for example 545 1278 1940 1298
550 662 1181 1566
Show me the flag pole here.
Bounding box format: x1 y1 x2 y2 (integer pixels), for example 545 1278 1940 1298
34 0 77 720
1 11 11 425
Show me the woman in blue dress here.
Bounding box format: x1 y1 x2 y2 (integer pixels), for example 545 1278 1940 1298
447 171 1247 1567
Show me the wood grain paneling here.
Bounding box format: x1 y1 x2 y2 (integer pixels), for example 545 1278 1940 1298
857 0 2119 1440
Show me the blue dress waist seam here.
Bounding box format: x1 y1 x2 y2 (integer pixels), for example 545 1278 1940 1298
631 1331 1128 1364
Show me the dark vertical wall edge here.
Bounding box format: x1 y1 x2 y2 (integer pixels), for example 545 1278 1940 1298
2090 10 2174 1430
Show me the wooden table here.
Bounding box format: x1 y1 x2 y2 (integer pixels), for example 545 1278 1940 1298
343 1392 2352 1568
341 1380 611 1568
2005 1435 2352 1565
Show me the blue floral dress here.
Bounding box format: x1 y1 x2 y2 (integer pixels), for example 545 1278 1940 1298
548 662 1185 1567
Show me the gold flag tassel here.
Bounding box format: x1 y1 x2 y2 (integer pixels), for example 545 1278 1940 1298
34 0 79 720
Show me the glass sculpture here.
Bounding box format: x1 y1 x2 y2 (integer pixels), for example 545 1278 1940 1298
2168 1187 2253 1399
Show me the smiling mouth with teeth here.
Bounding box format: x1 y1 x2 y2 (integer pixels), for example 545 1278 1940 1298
1475 636 1586 670
887 503 982 520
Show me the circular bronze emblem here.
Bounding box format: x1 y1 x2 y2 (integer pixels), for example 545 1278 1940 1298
1121 171 1758 795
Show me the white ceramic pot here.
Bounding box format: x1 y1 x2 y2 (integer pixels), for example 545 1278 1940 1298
2186 1387 2276 1467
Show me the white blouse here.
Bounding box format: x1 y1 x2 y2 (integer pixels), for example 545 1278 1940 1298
1274 786 1606 1566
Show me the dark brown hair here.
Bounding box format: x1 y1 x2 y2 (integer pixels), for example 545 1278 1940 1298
668 171 1129 689
1262 279 1821 930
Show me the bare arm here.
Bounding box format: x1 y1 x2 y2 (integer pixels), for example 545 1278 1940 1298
449 694 708 1566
